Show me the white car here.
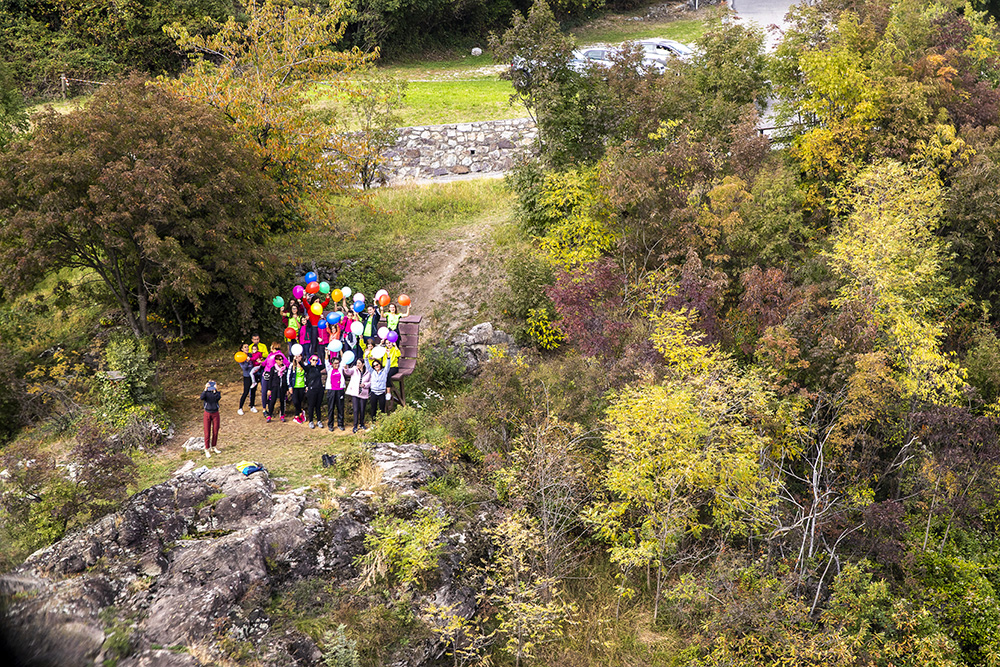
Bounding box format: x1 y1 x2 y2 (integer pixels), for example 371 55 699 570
634 39 696 62
573 47 668 74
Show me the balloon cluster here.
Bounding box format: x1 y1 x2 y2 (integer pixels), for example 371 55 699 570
271 273 410 348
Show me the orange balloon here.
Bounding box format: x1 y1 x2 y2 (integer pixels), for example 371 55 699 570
398 294 411 307
331 288 343 301
234 351 248 363
378 294 390 307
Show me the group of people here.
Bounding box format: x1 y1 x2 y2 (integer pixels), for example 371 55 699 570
234 289 411 432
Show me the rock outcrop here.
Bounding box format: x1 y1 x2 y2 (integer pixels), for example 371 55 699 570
0 443 485 667
451 322 517 375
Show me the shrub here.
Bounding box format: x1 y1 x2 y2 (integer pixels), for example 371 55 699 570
323 624 360 667
367 405 423 444
355 508 449 590
102 331 157 405
335 447 374 477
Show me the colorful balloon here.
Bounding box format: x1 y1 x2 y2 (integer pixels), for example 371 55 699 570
330 340 343 352
311 302 323 315
272 296 284 308
352 301 364 313
350 320 363 335
292 285 305 299
304 271 318 284
284 327 296 340
235 351 248 363
341 286 352 299
306 281 320 294
317 319 327 329
377 326 389 340
386 331 399 343
375 289 388 301
331 288 343 301
378 294 390 307
327 311 342 325
291 343 304 356
319 281 330 294
353 292 365 302
398 294 411 307
341 350 356 366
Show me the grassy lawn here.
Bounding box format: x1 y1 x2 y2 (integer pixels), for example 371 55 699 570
308 78 520 128
571 17 706 45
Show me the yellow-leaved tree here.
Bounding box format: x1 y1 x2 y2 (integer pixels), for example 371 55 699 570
827 159 967 404
587 307 794 621
160 0 374 222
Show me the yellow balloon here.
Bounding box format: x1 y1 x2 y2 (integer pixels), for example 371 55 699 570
311 302 322 316
234 351 248 363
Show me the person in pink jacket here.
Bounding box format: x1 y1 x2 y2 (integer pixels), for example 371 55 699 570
324 351 347 431
343 358 370 433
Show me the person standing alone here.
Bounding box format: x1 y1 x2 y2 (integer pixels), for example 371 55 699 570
201 380 222 458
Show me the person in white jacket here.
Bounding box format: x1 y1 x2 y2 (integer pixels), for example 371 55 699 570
344 359 370 433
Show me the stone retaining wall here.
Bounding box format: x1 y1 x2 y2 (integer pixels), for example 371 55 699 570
384 117 537 181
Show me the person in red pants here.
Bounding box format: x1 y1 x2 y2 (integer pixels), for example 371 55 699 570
201 380 222 458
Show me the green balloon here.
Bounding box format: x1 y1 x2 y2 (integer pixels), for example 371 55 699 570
272 296 284 308
319 281 331 294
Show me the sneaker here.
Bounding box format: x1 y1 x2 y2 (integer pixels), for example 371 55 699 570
205 450 211 458
280 414 286 422
295 414 305 424
322 454 331 468
250 407 258 413
266 415 272 423
310 421 316 429
328 425 334 432
237 408 244 416
352 426 357 433
340 426 345 431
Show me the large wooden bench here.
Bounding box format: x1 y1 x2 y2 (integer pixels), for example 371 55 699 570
390 314 420 408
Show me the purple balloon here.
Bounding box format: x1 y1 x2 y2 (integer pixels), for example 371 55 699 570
386 331 399 343
292 285 305 299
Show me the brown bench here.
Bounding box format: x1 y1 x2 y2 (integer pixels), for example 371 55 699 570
389 314 420 408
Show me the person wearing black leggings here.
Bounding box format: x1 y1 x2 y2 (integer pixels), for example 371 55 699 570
304 354 324 428
344 359 370 433
325 353 346 431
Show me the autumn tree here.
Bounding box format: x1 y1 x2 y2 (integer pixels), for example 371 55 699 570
161 0 374 215
0 76 282 338
587 308 787 621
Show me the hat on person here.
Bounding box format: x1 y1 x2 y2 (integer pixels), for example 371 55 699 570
207 380 217 390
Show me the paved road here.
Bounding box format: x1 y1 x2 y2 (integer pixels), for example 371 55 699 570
731 0 802 48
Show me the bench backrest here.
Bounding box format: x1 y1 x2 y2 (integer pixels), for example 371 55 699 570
395 314 420 377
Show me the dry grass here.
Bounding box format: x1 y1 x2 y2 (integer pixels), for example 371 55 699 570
350 461 384 491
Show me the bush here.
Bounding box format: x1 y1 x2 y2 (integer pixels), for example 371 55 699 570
354 508 449 589
102 331 157 405
367 406 423 444
335 447 374 477
323 624 360 667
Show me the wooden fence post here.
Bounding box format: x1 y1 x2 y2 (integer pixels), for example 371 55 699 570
60 74 67 100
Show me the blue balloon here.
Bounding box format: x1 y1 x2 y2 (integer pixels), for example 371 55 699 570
317 319 327 329
304 271 318 284
330 340 343 352
353 301 364 313
342 350 356 366
326 311 342 324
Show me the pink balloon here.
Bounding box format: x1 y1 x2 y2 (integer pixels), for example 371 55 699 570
292 285 305 299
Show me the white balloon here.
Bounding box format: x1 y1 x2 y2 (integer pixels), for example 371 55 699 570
330 340 343 352
291 344 303 356
372 345 387 358
341 286 352 298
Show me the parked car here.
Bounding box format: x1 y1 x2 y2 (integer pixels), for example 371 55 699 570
634 38 696 62
573 47 668 74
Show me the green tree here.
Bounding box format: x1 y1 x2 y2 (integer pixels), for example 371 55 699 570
0 59 28 148
330 68 407 189
0 76 282 338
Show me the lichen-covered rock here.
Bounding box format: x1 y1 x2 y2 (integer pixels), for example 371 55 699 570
0 445 490 667
451 322 517 375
